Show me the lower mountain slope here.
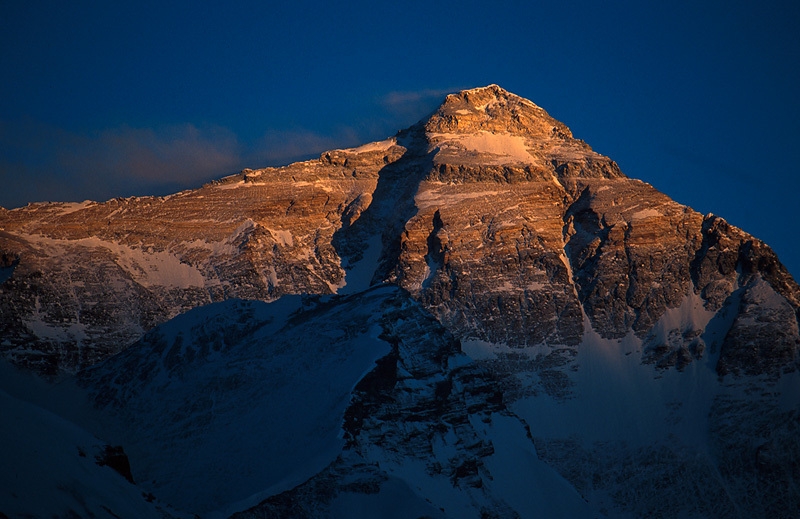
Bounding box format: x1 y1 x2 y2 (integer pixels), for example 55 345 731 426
77 287 402 516
59 283 799 518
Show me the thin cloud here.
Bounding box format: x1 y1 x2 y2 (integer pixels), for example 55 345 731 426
379 87 462 122
247 127 363 167
0 120 377 207
378 88 462 129
381 88 459 110
1 110 455 208
0 121 244 206
58 124 242 185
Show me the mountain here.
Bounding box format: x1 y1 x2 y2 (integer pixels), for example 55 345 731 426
1 85 799 518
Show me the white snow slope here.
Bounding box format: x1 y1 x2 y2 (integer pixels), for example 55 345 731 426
77 288 398 517
0 387 166 518
3 285 799 518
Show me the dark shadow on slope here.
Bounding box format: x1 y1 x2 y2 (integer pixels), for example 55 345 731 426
562 186 633 338
331 123 435 290
0 252 19 285
422 209 445 289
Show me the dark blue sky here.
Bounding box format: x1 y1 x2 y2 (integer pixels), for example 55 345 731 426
2 1 799 277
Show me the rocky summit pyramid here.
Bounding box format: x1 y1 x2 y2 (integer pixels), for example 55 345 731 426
1 85 799 518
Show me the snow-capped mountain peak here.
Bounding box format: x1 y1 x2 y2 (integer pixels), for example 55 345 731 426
1 85 799 518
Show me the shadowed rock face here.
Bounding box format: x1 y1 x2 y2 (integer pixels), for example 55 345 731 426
1 85 798 377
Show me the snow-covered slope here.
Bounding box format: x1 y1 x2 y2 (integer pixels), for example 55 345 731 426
3 273 798 517
0 386 168 518
76 288 409 517
73 284 601 518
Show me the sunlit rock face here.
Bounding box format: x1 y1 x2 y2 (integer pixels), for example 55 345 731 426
1 84 798 380
0 142 394 374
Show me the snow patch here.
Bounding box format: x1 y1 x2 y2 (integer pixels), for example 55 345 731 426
631 208 662 220
428 131 534 164
340 138 395 154
514 291 724 451
645 289 716 349
339 234 382 295
111 244 206 288
22 234 206 289
476 413 593 518
266 228 293 247
51 200 96 215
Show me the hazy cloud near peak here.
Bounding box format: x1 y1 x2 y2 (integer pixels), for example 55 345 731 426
58 123 243 184
0 88 468 209
379 87 462 121
0 120 245 206
380 88 459 108
247 127 364 167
